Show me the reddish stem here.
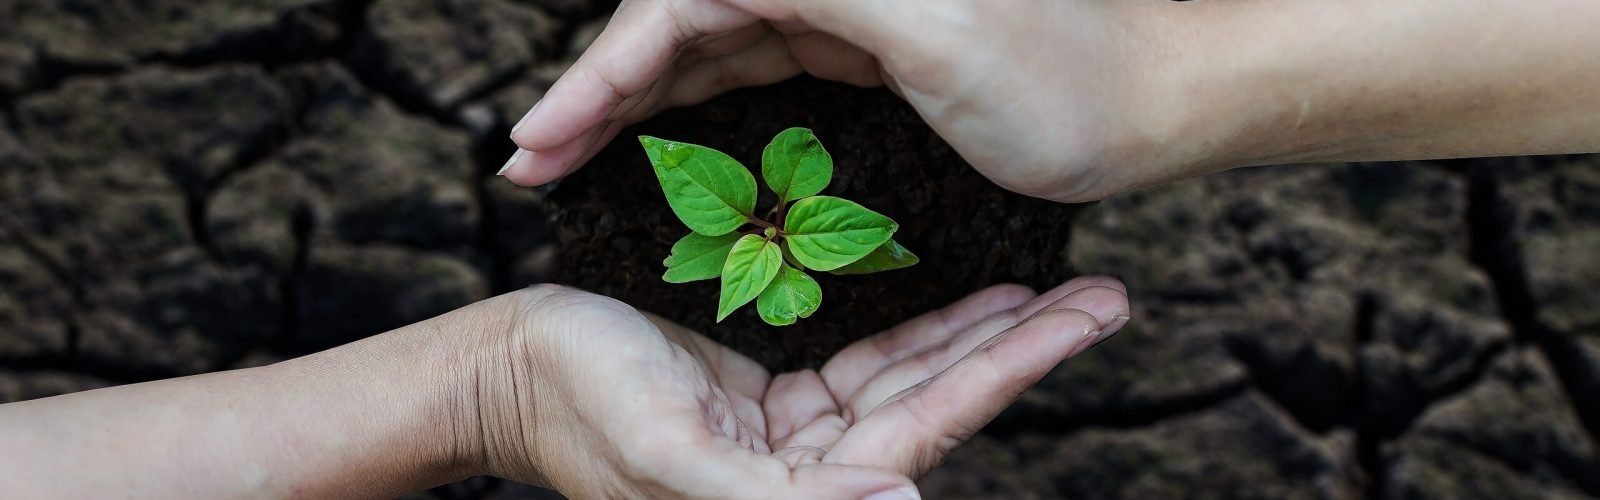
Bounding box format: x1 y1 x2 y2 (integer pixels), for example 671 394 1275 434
774 200 789 229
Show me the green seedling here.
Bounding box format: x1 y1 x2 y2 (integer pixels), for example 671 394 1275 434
642 127 919 326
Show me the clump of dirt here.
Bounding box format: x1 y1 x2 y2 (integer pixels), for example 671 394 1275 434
546 77 1088 371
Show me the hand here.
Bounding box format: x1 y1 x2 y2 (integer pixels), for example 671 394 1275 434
500 0 1189 203
501 0 1600 203
467 277 1129 498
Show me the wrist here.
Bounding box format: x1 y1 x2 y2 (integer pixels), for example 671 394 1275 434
1135 1 1350 174
456 287 564 487
1055 0 1270 200
460 285 640 494
266 296 502 493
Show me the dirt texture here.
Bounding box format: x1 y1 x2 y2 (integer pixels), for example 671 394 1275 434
2 1 1598 499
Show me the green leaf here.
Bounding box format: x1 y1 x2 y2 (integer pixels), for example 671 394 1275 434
761 127 832 203
717 235 783 322
663 232 741 283
780 240 808 271
829 239 920 275
757 265 822 326
640 136 757 236
784 196 898 271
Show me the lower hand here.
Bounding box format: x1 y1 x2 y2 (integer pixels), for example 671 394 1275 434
466 277 1129 498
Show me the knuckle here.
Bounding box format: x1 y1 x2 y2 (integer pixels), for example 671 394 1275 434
509 284 640 325
508 284 580 313
1064 276 1128 295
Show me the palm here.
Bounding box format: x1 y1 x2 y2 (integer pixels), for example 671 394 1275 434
648 276 1129 479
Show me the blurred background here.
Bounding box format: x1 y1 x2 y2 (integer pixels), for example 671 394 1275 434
1 1 1597 499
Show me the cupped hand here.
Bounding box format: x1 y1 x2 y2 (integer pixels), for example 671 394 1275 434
500 0 1190 203
468 277 1129 498
760 275 1129 477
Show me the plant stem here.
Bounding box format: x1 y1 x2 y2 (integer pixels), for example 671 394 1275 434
774 201 789 229
747 217 774 229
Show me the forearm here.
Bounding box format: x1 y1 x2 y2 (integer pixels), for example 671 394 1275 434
0 302 499 498
1162 0 1600 168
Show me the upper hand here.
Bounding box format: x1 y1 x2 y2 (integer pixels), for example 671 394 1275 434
500 0 1190 203
466 277 1128 498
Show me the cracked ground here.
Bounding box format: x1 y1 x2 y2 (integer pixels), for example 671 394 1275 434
2 1 1599 499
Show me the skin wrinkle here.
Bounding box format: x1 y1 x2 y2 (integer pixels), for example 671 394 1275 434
472 363 495 481
505 334 539 480
610 67 671 122
512 290 598 490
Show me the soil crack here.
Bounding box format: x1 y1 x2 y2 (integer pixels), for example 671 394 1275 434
1464 168 1600 458
0 216 90 358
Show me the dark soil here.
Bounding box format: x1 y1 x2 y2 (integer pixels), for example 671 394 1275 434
546 78 1085 371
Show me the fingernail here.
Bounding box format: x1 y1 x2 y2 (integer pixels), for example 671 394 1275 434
1067 326 1102 357
1091 314 1131 349
511 99 541 134
863 486 922 500
1101 314 1130 338
498 149 527 175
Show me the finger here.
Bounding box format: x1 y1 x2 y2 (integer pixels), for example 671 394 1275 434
785 31 885 88
643 437 917 500
763 372 850 468
820 284 1035 401
782 463 919 500
1017 275 1126 318
842 285 1128 420
684 21 770 60
503 120 627 186
568 120 632 177
506 40 690 187
826 307 1113 477
769 19 815 36
718 0 917 56
500 122 595 185
771 416 847 467
763 371 839 445
665 27 804 108
509 1 680 153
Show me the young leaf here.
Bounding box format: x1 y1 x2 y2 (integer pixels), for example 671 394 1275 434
717 234 783 322
640 136 757 236
663 232 741 283
761 127 832 203
829 239 920 275
757 265 822 326
784 196 898 271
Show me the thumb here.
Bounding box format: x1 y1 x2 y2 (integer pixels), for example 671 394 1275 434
780 463 921 500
